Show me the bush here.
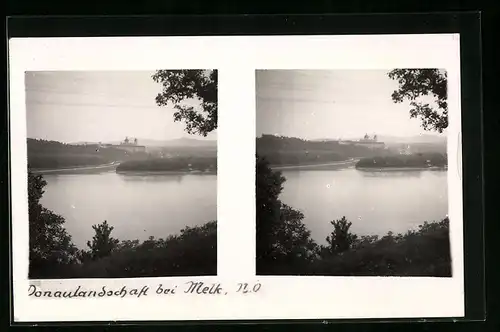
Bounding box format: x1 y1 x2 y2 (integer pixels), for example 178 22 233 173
314 218 451 276
66 221 217 278
325 216 358 254
84 220 120 261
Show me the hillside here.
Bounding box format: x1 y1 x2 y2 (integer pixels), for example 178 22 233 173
27 139 146 169
27 138 217 170
104 137 217 148
256 135 387 166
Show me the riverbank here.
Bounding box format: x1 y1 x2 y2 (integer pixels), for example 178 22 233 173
271 159 359 171
116 169 217 176
30 162 120 174
356 166 447 172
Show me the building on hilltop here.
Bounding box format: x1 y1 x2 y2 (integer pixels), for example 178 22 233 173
339 134 385 149
100 136 146 153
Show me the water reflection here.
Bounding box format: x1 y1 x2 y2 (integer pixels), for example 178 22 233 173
117 173 184 183
357 170 424 178
40 172 217 248
280 168 448 245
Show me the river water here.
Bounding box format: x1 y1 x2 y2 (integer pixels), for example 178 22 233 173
40 167 447 248
40 171 217 248
280 167 448 244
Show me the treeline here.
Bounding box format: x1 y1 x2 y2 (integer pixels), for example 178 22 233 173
355 152 448 169
116 156 217 173
149 146 217 158
386 142 447 154
256 135 386 166
27 138 146 169
256 156 451 276
260 150 346 166
28 169 216 279
28 156 451 278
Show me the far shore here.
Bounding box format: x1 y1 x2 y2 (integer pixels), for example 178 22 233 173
271 159 359 171
355 166 447 172
116 170 217 176
30 162 119 174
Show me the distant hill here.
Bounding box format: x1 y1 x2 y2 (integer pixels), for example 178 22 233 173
140 138 217 148
312 134 446 145
376 134 447 144
69 141 100 146
69 138 216 148
104 138 216 148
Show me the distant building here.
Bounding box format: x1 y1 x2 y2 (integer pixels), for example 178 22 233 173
339 134 385 149
398 145 412 155
99 136 146 153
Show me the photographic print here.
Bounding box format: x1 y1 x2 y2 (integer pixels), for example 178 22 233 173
256 69 451 277
10 33 466 322
26 70 218 279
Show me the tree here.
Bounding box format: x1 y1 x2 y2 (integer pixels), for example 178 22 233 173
28 169 78 277
255 157 319 273
86 220 120 260
255 156 285 265
274 204 318 260
325 216 358 254
388 69 448 133
152 70 217 136
151 71 317 274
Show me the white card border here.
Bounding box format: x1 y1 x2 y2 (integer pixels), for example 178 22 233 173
9 34 464 322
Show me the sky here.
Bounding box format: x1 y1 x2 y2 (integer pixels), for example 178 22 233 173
255 70 445 140
25 71 217 143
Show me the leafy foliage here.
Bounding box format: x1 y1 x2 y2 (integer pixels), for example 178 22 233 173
59 221 217 278
388 69 448 133
28 170 79 278
85 220 120 260
255 156 285 268
257 135 385 166
325 216 358 254
152 70 217 136
313 218 451 277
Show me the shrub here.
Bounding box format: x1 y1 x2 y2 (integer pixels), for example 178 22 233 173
325 216 358 254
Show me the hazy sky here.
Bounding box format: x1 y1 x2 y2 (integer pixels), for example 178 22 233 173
256 70 444 140
25 71 217 143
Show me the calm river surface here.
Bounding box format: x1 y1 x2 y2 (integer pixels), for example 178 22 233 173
41 171 217 248
41 167 447 248
280 167 448 244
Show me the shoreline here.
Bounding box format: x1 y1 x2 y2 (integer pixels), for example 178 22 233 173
271 159 359 171
355 166 447 172
30 162 119 174
116 170 217 176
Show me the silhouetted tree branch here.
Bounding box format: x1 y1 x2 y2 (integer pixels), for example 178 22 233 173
388 69 448 133
152 70 217 136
